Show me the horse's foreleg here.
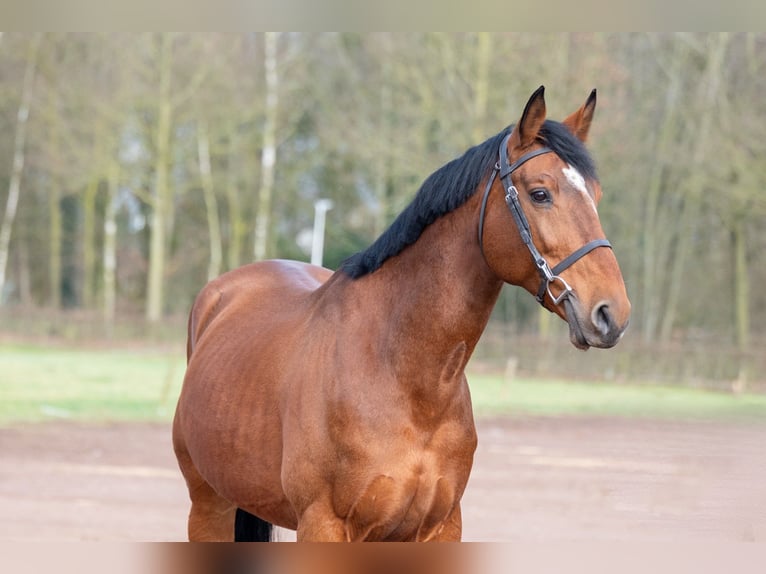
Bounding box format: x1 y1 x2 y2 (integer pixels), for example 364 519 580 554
295 501 347 542
186 479 237 541
425 504 463 542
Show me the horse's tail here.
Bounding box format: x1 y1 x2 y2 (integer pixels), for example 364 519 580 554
234 508 273 542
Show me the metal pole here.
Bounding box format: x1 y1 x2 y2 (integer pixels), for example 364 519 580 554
311 199 334 266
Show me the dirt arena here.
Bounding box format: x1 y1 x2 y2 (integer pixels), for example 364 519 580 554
1 417 765 542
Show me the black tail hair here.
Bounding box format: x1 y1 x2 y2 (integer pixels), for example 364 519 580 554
234 508 273 542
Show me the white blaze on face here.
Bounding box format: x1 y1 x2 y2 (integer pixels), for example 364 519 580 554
563 164 597 214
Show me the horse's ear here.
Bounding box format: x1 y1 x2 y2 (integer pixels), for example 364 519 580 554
511 85 547 149
563 89 597 143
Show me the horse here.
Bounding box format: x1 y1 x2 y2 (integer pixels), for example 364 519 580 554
172 86 631 542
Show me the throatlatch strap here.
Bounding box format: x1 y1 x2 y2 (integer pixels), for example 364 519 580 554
477 168 498 252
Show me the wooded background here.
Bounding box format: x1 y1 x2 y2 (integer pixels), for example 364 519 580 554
0 33 763 383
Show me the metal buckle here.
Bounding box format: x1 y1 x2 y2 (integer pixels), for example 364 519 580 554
536 258 553 279
546 275 574 306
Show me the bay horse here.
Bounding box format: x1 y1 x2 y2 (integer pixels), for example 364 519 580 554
173 86 631 542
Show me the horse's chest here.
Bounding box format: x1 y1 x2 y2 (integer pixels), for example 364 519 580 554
339 466 460 541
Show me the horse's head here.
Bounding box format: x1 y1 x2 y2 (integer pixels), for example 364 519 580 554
480 86 630 349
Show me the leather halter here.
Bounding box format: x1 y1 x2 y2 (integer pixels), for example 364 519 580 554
478 132 612 307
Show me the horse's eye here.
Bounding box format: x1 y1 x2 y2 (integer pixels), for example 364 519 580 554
530 189 550 203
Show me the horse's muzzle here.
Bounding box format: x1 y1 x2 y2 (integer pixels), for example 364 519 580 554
564 298 628 350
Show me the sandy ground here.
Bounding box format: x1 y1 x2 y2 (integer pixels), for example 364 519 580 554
1 417 765 542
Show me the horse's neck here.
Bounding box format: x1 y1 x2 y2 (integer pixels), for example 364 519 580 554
349 203 504 381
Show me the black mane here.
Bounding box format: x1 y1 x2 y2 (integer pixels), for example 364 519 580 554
341 120 596 279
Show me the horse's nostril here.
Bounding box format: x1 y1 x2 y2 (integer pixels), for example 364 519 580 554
592 303 613 337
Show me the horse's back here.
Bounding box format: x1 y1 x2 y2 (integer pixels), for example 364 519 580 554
188 260 333 355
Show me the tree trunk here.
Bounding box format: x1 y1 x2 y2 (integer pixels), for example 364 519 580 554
0 34 40 304
657 196 698 342
81 176 99 309
732 214 750 388
16 238 32 306
48 179 62 310
225 123 245 271
48 89 62 310
658 33 729 342
374 36 392 237
146 33 173 322
253 31 279 261
471 32 491 145
732 216 749 350
197 121 222 281
103 161 119 331
640 40 688 343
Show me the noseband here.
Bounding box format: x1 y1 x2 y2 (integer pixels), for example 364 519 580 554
478 133 612 307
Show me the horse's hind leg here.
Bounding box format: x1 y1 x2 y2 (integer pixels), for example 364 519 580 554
174 436 235 541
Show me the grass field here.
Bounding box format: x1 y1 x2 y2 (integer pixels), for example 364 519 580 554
0 344 186 425
468 373 766 420
1 344 765 426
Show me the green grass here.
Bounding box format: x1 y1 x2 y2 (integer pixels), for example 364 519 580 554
467 373 766 421
0 344 185 425
1 344 766 426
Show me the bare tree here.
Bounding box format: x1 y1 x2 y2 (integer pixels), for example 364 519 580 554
102 160 119 328
0 34 40 304
197 120 223 281
658 33 730 342
145 33 174 321
253 32 280 261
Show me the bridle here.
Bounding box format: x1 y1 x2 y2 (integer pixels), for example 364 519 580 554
478 132 612 307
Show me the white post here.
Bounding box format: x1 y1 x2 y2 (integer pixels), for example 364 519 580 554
311 199 334 267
